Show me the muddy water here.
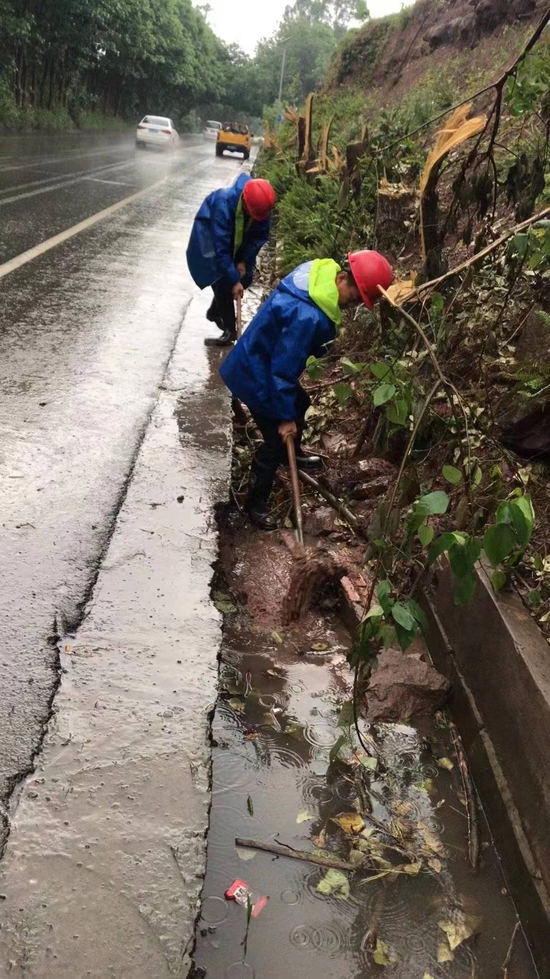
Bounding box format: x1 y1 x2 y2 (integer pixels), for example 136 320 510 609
193 528 536 978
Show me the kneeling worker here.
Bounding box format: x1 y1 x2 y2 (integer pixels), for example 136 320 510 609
187 173 276 347
220 251 393 529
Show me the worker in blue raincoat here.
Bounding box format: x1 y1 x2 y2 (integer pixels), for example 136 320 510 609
186 173 276 346
220 251 394 529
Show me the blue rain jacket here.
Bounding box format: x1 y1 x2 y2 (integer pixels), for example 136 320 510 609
220 262 337 421
186 172 270 289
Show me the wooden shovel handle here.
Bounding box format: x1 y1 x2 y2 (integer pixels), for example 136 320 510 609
285 433 304 546
236 295 243 339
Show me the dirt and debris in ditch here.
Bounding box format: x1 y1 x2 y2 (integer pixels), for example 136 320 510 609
191 501 537 978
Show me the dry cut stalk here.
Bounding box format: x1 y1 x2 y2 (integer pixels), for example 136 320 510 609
448 719 479 870
297 469 358 527
501 921 520 978
235 837 358 872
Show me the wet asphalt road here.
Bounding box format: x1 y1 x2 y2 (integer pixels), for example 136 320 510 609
0 133 242 833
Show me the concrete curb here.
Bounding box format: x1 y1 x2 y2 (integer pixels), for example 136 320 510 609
420 561 550 977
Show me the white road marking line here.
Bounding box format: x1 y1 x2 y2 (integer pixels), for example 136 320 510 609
0 176 169 280
0 158 137 200
0 145 131 174
86 177 134 187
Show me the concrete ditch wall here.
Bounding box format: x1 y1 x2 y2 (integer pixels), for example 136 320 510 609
421 562 550 976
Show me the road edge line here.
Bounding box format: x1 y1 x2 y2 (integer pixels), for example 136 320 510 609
0 175 168 280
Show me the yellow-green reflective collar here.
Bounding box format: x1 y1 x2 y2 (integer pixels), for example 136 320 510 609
308 258 342 327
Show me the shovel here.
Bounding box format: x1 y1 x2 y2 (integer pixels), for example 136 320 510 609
284 433 304 546
236 294 243 340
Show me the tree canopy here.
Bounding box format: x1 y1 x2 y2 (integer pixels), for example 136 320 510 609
0 0 369 127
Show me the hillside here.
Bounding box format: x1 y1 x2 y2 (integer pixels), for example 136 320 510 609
257 0 550 653
327 0 540 99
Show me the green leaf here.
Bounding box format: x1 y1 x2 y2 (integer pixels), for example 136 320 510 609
340 356 365 376
405 599 429 634
377 580 394 614
428 531 466 565
449 536 482 578
496 502 512 524
370 362 393 380
454 573 478 606
417 524 434 547
394 620 418 651
373 939 397 966
373 383 396 407
483 523 518 567
306 355 324 381
391 603 415 632
528 589 542 607
509 495 535 547
442 465 463 485
333 382 353 405
415 491 450 516
385 397 409 427
329 734 349 763
316 869 350 899
338 701 354 728
491 570 507 592
365 604 384 619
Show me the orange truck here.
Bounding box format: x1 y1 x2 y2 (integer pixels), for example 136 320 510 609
216 123 251 160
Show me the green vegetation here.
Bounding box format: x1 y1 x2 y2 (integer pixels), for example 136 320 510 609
258 17 550 664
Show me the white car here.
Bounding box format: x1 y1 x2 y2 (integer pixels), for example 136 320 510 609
203 120 222 140
136 116 179 150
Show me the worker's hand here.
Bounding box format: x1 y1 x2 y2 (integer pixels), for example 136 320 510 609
232 281 244 299
278 420 298 442
236 262 247 279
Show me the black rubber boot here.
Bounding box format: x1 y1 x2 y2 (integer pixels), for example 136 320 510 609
204 329 237 347
295 453 322 470
244 461 278 531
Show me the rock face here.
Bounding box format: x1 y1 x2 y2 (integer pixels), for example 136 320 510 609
303 506 338 537
366 649 451 723
422 0 537 51
515 308 550 367
497 311 550 457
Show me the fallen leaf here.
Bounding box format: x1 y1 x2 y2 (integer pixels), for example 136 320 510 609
228 699 245 712
247 796 254 816
403 861 422 875
236 847 257 862
331 812 365 834
271 632 283 645
358 754 378 771
423 973 435 978
428 857 443 874
417 821 445 855
213 591 238 614
296 810 314 825
373 939 397 966
311 641 330 651
438 914 482 950
311 830 327 848
437 757 455 771
316 869 350 900
437 939 455 964
415 778 433 794
349 849 367 868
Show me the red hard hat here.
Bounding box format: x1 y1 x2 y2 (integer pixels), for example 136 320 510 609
242 179 276 221
347 250 394 309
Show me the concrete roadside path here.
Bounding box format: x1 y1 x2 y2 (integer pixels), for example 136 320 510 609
0 291 231 977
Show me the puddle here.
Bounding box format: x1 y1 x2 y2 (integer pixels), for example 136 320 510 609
193 519 537 978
